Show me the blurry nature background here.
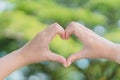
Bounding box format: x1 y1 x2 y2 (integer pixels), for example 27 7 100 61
0 0 120 80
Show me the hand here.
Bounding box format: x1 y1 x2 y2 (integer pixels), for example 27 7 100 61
18 23 67 67
65 22 116 66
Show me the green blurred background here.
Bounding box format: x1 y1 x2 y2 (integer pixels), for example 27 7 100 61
0 0 120 80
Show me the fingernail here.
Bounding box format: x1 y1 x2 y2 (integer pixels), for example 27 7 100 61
61 34 66 40
68 61 71 67
64 64 67 68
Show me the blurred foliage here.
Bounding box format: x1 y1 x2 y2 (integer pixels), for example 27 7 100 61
0 0 120 80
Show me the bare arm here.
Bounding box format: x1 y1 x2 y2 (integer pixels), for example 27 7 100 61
0 23 66 79
0 50 27 79
65 22 120 66
111 43 120 64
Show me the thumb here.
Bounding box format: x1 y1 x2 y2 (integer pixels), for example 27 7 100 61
67 50 87 67
49 52 67 67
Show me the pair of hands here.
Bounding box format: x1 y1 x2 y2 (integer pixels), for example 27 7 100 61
19 22 116 67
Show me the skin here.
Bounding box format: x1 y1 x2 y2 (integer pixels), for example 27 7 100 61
0 22 120 79
0 23 67 79
66 22 120 66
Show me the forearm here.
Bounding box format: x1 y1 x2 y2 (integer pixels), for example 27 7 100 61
0 50 27 79
106 43 120 64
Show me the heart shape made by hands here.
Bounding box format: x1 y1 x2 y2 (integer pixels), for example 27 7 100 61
50 22 112 67
27 22 113 68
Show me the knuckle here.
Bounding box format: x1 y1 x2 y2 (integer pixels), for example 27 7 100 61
68 22 79 31
53 23 59 26
51 23 60 31
67 22 78 31
52 23 59 28
69 21 77 27
52 23 64 33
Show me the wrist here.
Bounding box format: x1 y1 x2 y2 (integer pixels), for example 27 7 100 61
106 43 120 63
17 44 40 64
112 43 120 64
12 50 29 65
16 48 32 65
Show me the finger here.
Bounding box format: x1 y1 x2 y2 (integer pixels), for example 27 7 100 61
44 23 65 41
66 22 91 44
65 22 85 40
65 24 74 39
70 22 99 38
49 52 67 67
67 50 87 67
